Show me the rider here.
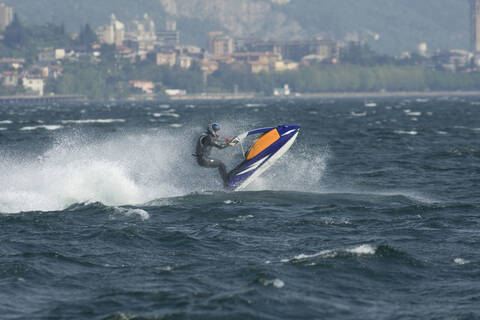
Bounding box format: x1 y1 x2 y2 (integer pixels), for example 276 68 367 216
194 123 236 187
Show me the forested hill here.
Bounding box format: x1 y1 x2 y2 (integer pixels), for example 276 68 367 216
2 0 470 54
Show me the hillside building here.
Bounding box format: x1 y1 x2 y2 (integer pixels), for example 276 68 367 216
157 19 180 49
0 3 13 30
95 14 125 47
129 80 155 94
0 58 24 70
178 55 194 69
208 31 234 57
238 39 339 62
38 48 66 63
126 14 157 56
22 77 44 96
1 71 18 87
157 30 180 48
273 84 291 96
156 52 176 67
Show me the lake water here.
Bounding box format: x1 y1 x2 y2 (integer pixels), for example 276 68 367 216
0 98 479 319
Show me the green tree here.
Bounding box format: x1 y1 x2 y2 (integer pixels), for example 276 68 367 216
77 24 97 50
340 42 395 66
3 14 28 48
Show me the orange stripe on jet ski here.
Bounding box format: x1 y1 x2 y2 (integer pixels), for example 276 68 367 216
246 129 280 160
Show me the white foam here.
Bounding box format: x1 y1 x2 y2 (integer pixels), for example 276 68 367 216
321 217 351 225
291 250 337 261
454 126 479 132
0 129 205 213
233 215 254 222
272 279 284 288
260 279 285 288
282 244 377 263
61 119 126 124
0 120 13 124
246 103 266 108
114 207 150 220
404 110 422 116
246 144 329 193
153 112 180 118
351 111 367 117
454 258 470 265
20 125 63 131
394 130 418 135
169 123 183 128
415 98 429 103
0 127 6 131
346 244 376 255
156 265 173 271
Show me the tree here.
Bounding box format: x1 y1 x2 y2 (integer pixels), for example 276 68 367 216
340 42 394 66
3 14 28 48
77 24 97 50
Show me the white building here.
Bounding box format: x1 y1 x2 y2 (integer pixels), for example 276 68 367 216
55 49 66 60
129 80 155 94
156 52 176 67
95 14 125 47
418 43 428 57
273 84 291 96
126 13 157 56
38 48 66 63
2 71 18 87
131 14 156 42
165 89 186 96
178 55 193 69
0 3 13 30
22 77 45 96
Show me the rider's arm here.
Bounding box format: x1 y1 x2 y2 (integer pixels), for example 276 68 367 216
210 136 230 149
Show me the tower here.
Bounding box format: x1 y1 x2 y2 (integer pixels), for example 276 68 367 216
0 3 13 30
470 0 480 52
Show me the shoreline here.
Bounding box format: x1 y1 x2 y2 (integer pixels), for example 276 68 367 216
0 94 87 105
170 90 480 101
2 90 480 105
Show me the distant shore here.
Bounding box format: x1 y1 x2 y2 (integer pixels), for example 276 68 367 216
2 90 480 105
0 94 87 105
170 90 480 101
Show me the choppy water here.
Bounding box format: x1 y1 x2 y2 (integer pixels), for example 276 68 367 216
0 98 479 319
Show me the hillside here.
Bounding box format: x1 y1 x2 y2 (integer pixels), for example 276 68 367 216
2 0 470 54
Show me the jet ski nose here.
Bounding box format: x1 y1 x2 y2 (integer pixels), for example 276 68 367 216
276 124 300 137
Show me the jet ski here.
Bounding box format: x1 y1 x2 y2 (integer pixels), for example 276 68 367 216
226 124 300 191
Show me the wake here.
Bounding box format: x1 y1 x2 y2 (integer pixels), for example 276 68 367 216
0 127 328 213
0 130 196 213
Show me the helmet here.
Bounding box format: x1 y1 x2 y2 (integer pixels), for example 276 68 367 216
207 123 220 136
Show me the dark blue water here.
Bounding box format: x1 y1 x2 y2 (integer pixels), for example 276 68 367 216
0 98 479 319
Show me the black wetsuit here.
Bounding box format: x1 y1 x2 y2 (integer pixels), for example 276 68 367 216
195 132 230 186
